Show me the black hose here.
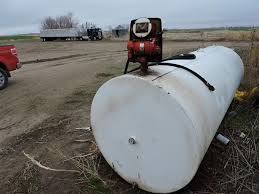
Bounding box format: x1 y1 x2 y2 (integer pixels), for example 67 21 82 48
161 53 196 61
152 63 215 91
123 53 215 91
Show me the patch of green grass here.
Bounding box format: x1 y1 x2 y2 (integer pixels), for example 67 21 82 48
0 35 39 42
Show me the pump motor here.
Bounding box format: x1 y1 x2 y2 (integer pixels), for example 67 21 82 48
126 18 163 72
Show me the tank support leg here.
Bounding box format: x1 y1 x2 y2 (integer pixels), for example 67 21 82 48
124 59 130 74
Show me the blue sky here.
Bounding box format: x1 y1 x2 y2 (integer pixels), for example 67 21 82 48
1 0 259 35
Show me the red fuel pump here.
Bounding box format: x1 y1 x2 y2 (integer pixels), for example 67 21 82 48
123 18 214 91
124 18 163 73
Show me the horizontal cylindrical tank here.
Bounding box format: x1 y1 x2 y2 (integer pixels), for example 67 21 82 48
90 46 244 193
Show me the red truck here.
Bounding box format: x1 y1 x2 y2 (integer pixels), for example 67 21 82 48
0 45 21 90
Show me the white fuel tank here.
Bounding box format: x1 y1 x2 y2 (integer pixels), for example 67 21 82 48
90 46 244 193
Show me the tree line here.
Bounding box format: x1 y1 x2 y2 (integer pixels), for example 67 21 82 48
41 13 97 30
41 12 129 31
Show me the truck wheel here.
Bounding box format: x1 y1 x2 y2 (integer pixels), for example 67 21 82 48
0 68 8 90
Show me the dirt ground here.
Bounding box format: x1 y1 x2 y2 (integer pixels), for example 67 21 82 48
0 40 257 193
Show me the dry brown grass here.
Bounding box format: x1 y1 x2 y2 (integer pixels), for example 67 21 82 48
189 101 259 193
244 30 259 89
234 31 259 90
164 29 259 42
239 29 259 42
58 131 120 194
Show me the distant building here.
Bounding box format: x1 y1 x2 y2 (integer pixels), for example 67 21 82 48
112 25 128 37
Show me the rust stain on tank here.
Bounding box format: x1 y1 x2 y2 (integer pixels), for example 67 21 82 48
131 69 160 77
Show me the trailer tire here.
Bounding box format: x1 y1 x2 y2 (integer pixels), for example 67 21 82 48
0 68 8 90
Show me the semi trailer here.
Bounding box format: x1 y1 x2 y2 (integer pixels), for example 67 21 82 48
40 28 103 41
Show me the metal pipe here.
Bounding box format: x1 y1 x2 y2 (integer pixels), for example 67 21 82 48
216 133 230 145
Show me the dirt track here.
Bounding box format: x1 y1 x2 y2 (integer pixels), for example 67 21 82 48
0 40 254 193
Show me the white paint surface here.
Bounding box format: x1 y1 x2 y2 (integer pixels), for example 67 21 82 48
90 46 244 193
40 28 80 38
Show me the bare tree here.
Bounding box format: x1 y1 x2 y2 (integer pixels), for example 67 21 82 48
41 13 78 30
41 16 58 30
56 13 78 28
